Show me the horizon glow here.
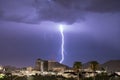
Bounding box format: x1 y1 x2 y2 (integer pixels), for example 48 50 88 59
59 25 65 63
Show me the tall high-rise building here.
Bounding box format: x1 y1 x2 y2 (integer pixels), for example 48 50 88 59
35 58 68 72
35 58 43 71
48 60 56 71
35 58 48 72
43 60 48 71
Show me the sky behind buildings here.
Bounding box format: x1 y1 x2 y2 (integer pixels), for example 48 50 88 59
0 0 120 67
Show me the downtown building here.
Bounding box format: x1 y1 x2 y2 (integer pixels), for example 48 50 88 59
35 58 68 72
35 58 48 72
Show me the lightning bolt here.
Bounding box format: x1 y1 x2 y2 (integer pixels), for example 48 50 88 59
59 25 64 63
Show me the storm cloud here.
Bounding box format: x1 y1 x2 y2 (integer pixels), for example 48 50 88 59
0 0 120 23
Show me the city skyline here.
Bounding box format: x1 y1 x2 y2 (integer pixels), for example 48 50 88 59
0 0 120 67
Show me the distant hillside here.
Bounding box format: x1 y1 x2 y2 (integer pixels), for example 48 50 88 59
101 60 120 72
82 60 120 72
51 62 70 69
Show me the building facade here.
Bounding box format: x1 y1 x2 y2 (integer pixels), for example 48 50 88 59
35 59 48 72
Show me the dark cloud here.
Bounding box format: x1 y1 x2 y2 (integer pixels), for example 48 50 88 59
53 0 90 10
54 0 120 12
34 0 85 23
0 0 38 24
34 0 120 23
0 0 120 24
86 0 120 13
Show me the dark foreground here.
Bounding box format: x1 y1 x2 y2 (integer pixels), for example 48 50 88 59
0 73 120 80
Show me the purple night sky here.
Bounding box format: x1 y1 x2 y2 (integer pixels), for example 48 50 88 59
0 0 120 67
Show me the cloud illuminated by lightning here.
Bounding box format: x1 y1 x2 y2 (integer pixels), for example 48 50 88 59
59 25 65 63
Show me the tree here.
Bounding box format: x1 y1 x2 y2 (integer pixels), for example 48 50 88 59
73 61 82 80
90 61 99 80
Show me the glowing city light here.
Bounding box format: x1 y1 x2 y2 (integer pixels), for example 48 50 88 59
59 24 65 63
